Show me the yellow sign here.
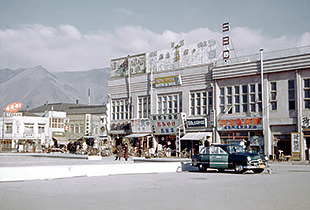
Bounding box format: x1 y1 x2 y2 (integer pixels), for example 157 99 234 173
154 75 181 87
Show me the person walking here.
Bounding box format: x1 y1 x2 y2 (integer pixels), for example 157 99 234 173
124 143 129 161
115 144 123 161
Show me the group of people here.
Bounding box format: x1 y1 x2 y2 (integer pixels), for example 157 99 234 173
114 143 129 161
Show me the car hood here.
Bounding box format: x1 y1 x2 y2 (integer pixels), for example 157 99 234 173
232 152 262 160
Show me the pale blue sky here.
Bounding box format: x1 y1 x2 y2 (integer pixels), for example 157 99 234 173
0 0 309 71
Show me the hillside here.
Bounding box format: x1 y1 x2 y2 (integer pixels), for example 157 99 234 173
0 66 110 110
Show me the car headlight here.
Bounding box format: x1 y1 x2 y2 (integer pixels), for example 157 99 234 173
247 156 251 162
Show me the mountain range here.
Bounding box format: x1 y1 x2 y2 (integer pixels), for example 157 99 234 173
0 66 110 110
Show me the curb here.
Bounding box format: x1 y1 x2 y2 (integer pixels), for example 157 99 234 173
0 162 182 182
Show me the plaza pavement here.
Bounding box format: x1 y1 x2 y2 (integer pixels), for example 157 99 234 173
0 153 187 182
0 153 308 182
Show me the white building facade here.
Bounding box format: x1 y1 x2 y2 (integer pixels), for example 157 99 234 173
108 42 310 160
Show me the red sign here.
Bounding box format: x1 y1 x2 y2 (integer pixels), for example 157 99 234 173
218 117 262 130
4 102 23 113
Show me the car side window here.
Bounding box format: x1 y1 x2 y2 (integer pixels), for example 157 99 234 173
218 147 227 154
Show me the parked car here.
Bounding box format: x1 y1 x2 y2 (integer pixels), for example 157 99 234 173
191 144 267 173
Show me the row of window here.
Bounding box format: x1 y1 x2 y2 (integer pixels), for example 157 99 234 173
4 123 46 134
111 78 310 120
220 83 262 114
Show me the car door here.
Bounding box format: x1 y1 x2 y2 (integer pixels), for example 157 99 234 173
210 146 228 168
199 147 210 162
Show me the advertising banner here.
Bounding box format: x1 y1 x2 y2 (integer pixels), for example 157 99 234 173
110 54 146 78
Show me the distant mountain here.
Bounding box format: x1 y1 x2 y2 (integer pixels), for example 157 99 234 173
0 66 110 110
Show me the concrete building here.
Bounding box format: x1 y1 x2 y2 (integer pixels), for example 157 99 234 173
108 41 310 160
0 111 64 152
29 103 109 153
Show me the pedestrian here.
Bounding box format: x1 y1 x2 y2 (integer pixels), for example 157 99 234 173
124 143 129 161
115 144 123 161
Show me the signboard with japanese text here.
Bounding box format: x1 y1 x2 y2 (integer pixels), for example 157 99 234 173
131 118 152 133
147 39 217 73
291 132 301 161
186 118 207 128
302 116 310 128
217 117 262 131
150 113 185 135
110 121 131 134
154 75 182 88
110 53 146 78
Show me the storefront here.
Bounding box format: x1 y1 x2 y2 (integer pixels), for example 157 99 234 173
109 120 131 151
217 116 263 154
150 113 186 156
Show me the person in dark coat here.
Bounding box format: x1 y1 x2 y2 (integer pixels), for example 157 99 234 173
124 143 129 161
115 144 123 161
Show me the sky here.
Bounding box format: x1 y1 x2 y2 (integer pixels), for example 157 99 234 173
0 0 309 71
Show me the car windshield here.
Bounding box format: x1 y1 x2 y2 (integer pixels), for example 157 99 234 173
227 145 246 154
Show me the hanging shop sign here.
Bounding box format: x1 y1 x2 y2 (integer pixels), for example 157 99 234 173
150 113 185 135
154 75 182 88
110 53 146 78
302 116 310 129
186 118 207 128
218 117 262 131
131 118 152 133
291 132 301 161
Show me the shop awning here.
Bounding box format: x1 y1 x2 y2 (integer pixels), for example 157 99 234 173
52 137 69 145
180 132 212 141
124 133 150 138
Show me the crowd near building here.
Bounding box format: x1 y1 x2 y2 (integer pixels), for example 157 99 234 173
1 25 310 161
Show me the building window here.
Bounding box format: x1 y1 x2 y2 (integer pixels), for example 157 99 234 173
138 96 150 118
270 82 277 110
234 86 240 113
227 87 232 114
288 80 295 110
112 98 131 120
190 90 212 116
220 88 225 113
158 93 182 114
5 123 13 134
304 78 310 109
249 84 256 112
38 124 45 134
258 83 262 112
242 85 248 113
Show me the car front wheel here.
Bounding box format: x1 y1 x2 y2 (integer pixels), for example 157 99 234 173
252 169 264 173
198 164 207 172
234 163 246 174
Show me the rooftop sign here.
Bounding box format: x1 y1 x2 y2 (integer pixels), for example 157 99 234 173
4 102 23 113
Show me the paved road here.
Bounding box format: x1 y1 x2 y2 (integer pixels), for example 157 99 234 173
1 161 309 210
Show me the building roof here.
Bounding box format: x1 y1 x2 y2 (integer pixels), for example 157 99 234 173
28 103 106 116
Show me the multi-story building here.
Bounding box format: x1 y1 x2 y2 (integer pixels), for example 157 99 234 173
213 47 310 160
0 111 65 152
29 103 108 150
108 40 310 160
